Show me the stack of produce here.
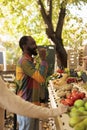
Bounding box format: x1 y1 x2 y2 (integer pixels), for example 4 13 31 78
68 99 87 130
60 89 86 106
52 73 68 88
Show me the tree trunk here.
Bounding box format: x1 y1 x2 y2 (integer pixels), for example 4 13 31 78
38 0 67 68
56 39 67 68
50 36 67 68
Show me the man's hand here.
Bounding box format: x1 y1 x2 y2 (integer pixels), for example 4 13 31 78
38 48 47 60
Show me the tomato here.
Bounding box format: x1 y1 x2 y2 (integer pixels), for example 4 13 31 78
79 92 86 99
64 99 74 106
57 69 64 73
60 99 69 105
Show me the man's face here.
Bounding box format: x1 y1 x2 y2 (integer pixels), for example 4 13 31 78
26 37 37 56
27 46 37 56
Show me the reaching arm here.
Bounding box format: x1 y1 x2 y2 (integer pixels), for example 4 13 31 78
0 77 67 119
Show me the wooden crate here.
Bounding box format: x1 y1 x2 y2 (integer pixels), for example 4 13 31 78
0 64 4 71
78 48 84 66
0 70 16 83
6 64 16 71
67 49 79 69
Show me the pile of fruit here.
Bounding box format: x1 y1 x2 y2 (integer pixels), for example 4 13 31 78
60 89 86 106
48 68 87 130
52 73 68 87
66 77 78 84
68 99 87 130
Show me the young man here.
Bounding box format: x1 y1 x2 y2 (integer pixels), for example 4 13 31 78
16 36 50 130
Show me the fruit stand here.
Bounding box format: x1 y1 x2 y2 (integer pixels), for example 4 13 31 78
48 80 73 130
47 69 87 130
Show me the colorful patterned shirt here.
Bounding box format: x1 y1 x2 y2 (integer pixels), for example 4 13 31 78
16 53 48 105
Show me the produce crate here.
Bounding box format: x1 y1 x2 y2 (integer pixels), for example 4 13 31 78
0 70 16 83
67 49 79 69
78 48 84 66
6 64 16 71
0 64 4 71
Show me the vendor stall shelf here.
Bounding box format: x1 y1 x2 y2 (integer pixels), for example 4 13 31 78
48 80 74 130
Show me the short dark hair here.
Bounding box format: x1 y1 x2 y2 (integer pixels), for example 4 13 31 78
19 36 29 51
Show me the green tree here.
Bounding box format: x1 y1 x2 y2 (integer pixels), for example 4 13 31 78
37 0 87 68
0 0 87 67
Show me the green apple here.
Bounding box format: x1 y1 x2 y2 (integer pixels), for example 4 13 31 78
69 116 86 128
77 71 82 77
84 102 87 110
74 99 84 108
71 107 77 112
74 120 86 130
78 107 85 112
69 111 82 117
69 116 81 127
64 68 70 75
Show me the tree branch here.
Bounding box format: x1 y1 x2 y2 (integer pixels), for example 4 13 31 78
38 0 47 24
47 0 52 21
55 1 66 38
38 0 54 38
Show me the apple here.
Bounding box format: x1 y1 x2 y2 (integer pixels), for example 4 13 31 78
74 99 84 108
71 106 77 112
84 102 87 110
77 71 82 77
64 68 70 74
69 116 83 127
78 106 85 112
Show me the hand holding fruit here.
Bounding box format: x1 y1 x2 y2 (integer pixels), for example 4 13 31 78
38 48 47 60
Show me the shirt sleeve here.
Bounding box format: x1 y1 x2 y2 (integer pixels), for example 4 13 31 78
0 77 59 119
21 59 48 83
